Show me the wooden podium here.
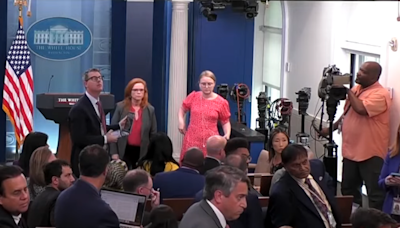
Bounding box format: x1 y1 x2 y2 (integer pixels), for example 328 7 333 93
36 93 115 163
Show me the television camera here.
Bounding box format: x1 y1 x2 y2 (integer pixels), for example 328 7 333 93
255 92 270 146
216 84 229 100
295 87 311 146
316 65 352 194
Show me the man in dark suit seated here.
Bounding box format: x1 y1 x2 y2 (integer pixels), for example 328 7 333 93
55 145 120 228
201 135 227 175
195 154 264 228
153 148 205 200
28 159 75 228
179 166 249 228
123 169 160 226
265 144 341 228
68 68 127 177
269 158 336 196
0 166 29 228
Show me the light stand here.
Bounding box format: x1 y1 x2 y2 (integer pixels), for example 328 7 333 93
324 96 339 195
295 88 311 147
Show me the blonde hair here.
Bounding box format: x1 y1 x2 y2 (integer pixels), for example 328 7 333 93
390 124 400 158
29 146 53 186
199 70 216 82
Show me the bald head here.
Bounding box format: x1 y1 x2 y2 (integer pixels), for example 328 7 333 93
356 61 382 87
206 135 227 160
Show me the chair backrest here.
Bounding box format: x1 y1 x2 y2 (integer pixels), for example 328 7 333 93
163 198 195 221
336 195 353 224
259 196 269 207
145 199 152 212
247 173 273 196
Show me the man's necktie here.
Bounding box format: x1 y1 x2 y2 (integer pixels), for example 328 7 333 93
225 224 230 228
305 178 329 222
96 101 107 134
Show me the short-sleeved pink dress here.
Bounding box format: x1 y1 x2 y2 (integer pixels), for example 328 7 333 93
180 91 231 161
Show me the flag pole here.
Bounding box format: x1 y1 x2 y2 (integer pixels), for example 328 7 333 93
13 0 31 160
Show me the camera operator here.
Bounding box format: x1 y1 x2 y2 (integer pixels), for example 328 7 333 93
319 62 391 210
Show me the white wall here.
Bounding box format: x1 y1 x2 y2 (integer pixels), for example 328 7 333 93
253 1 400 184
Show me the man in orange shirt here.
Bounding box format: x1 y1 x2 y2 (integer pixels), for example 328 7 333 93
321 61 391 210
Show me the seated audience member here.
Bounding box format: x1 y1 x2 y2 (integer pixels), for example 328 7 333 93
201 135 227 175
103 160 128 190
137 132 179 176
225 137 251 166
123 169 160 226
28 160 75 228
0 166 30 228
145 205 178 228
269 147 335 196
379 124 400 222
28 146 56 200
55 145 120 228
255 128 289 174
153 147 205 200
15 131 48 177
265 144 341 228
194 155 263 228
179 166 248 228
351 207 397 228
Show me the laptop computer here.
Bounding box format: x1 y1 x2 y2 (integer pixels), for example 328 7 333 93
100 188 147 228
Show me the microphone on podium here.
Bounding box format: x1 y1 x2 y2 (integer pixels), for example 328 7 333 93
47 75 54 93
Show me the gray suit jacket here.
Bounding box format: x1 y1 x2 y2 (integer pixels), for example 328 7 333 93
110 101 157 159
179 200 223 228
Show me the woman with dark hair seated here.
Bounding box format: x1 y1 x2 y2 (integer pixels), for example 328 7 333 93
137 132 179 177
145 205 178 228
15 132 48 177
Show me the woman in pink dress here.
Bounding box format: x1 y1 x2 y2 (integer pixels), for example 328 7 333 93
178 70 231 161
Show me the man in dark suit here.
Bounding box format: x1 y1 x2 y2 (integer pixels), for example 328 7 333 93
201 135 226 175
0 166 29 228
269 158 336 196
28 159 75 228
265 144 341 228
122 169 161 226
68 68 126 177
55 145 120 228
153 148 205 200
179 166 249 228
195 154 264 228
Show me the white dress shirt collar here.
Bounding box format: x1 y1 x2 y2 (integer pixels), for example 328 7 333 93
12 214 21 225
206 200 226 228
86 91 99 106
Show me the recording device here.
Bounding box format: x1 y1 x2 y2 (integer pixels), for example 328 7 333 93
216 84 229 99
318 65 352 101
230 83 250 124
295 87 311 147
47 75 54 93
315 65 352 195
255 92 269 147
280 99 293 126
121 112 134 136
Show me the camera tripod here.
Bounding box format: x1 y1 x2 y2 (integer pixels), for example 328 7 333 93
324 96 339 195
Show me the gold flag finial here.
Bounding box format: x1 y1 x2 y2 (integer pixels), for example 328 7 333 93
14 0 31 25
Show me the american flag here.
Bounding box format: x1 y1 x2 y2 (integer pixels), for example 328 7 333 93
2 20 34 147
